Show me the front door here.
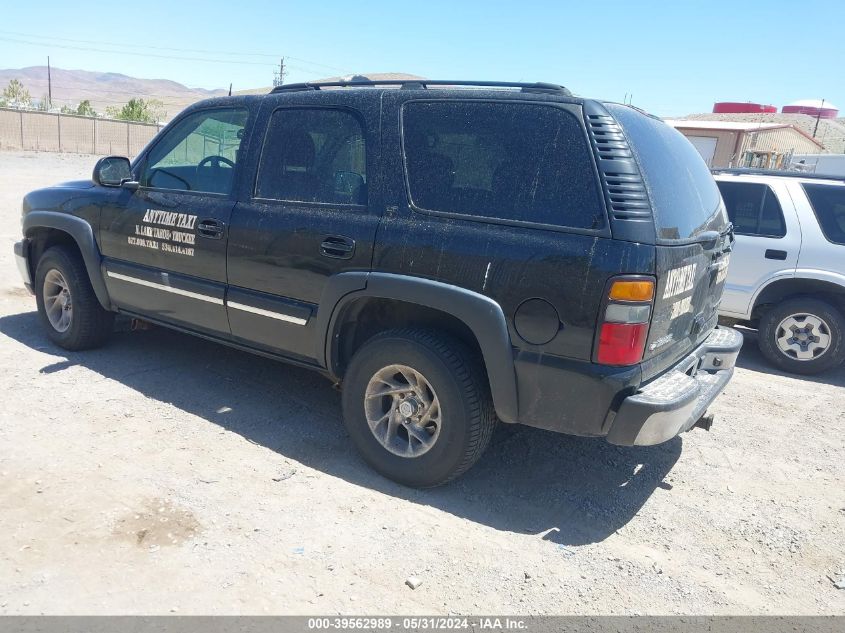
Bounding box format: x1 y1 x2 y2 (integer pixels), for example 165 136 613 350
99 107 250 335
226 96 381 363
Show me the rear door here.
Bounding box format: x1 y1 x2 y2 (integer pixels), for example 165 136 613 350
225 92 380 363
606 104 732 376
99 106 251 336
715 177 801 317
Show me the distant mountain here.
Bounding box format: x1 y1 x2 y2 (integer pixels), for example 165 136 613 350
0 66 228 119
0 68 427 121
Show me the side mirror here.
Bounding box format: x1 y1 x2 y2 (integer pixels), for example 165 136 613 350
93 156 136 189
333 170 366 204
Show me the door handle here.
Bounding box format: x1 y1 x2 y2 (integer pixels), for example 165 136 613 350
197 219 225 239
320 236 355 259
765 249 787 260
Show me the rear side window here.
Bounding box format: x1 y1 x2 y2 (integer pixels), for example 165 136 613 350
606 104 725 240
802 183 845 245
401 101 605 230
256 108 367 205
716 181 786 237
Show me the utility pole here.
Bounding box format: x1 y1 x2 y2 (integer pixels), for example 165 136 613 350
813 98 825 138
273 57 287 87
47 56 52 110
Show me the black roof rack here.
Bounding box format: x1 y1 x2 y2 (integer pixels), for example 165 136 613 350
270 79 572 96
712 168 845 182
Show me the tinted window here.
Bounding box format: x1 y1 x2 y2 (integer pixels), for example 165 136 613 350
717 181 786 237
401 101 605 229
606 104 726 240
803 183 845 245
256 108 366 205
144 108 247 194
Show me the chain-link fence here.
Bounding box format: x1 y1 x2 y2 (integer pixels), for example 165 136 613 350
0 108 162 157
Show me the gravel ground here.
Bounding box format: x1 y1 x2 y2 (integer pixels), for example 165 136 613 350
0 151 843 615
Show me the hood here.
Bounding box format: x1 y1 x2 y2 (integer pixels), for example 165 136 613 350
53 179 96 190
22 179 97 215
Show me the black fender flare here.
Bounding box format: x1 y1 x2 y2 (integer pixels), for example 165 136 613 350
22 211 111 309
317 272 519 423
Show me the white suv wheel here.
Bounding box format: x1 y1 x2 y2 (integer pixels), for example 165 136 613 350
774 313 832 361
758 298 845 375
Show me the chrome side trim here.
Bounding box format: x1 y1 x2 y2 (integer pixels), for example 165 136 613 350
226 300 308 326
106 271 224 305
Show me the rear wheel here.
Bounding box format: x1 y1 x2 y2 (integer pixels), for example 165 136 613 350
341 328 496 487
758 298 845 375
34 246 114 351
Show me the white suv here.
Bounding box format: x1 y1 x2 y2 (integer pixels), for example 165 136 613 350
714 169 845 375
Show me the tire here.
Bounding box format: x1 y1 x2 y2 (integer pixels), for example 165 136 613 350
34 245 114 351
758 298 845 375
341 328 496 488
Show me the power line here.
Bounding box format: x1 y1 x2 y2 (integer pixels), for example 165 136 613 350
0 35 278 67
0 29 352 74
0 34 339 77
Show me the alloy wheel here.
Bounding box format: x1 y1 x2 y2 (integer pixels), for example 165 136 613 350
364 364 442 457
42 268 73 333
775 313 832 361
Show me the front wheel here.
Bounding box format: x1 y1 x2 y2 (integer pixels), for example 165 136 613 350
758 298 845 375
341 328 496 487
34 246 114 351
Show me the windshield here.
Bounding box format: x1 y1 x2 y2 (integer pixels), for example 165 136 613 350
606 103 726 241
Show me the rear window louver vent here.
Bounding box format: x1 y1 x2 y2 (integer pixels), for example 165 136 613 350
587 113 651 221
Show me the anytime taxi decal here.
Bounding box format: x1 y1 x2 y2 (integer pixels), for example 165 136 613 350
127 208 197 257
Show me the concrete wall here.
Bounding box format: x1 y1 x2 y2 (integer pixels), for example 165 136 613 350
0 108 161 157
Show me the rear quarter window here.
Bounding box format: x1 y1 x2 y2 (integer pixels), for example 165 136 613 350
802 183 845 245
606 104 725 241
401 101 606 230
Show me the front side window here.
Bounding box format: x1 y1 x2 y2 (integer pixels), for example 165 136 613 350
143 108 248 195
401 101 605 230
802 183 845 245
255 108 367 205
717 181 786 237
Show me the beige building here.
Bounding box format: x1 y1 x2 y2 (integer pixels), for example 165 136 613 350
664 119 824 169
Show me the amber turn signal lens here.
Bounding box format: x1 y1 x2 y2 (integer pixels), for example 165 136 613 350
609 280 654 302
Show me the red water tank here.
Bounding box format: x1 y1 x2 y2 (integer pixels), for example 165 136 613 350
781 100 839 119
713 102 777 114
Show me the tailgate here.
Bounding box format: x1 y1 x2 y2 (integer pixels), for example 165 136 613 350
643 232 732 379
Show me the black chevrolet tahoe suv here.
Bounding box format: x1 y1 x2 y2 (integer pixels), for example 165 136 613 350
14 79 742 487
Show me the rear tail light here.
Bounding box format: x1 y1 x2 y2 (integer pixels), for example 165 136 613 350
597 323 650 365
596 277 655 366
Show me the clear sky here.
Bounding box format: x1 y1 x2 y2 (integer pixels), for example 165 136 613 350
0 0 842 117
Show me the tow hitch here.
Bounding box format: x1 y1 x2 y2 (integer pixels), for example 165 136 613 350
694 413 715 432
